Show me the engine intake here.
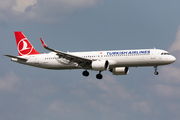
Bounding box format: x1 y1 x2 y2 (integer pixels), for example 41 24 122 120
110 67 129 75
91 60 109 71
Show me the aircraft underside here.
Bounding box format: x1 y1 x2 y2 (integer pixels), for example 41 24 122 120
15 58 172 79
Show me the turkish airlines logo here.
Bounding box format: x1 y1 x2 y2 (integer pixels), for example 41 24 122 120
18 38 33 55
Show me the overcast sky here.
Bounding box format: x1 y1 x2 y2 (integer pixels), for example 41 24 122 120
1 0 180 120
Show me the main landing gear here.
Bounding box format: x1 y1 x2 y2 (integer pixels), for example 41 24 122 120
82 70 89 77
96 71 103 80
82 70 103 80
154 66 159 75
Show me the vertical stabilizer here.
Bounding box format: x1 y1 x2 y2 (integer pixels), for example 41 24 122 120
14 31 40 56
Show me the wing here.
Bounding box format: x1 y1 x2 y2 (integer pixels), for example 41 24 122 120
40 38 92 68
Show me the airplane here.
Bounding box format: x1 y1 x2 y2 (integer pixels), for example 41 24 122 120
5 31 176 79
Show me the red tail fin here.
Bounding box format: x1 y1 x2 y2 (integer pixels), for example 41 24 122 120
14 31 40 56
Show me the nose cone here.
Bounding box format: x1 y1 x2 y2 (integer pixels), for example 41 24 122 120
169 55 176 63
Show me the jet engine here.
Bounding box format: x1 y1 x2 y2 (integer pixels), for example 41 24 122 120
91 60 109 71
110 67 129 75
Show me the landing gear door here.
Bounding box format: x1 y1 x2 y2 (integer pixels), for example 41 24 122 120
151 49 156 59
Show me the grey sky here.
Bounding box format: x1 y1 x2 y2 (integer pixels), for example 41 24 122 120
0 0 180 120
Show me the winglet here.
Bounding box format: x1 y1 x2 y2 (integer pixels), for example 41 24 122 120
40 38 57 52
40 38 47 48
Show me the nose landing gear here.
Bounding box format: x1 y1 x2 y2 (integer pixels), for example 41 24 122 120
154 66 159 75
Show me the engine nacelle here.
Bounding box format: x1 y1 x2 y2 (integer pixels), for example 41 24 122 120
91 60 109 71
110 67 129 75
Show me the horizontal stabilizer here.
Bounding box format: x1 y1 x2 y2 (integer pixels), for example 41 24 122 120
4 54 27 61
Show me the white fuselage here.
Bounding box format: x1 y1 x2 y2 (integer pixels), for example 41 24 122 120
12 49 176 70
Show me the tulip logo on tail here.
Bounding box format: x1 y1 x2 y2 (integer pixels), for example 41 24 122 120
18 38 33 56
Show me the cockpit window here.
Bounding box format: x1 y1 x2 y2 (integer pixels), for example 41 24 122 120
161 53 170 55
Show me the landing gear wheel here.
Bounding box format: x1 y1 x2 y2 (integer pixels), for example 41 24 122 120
154 66 159 75
154 71 159 75
82 71 89 77
96 74 103 80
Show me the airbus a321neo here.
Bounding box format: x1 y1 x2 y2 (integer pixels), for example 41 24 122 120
5 31 176 79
